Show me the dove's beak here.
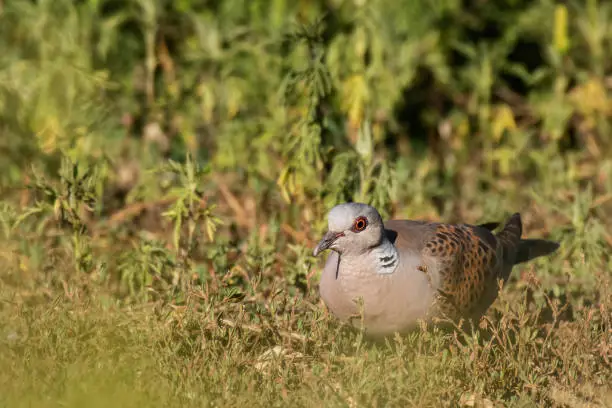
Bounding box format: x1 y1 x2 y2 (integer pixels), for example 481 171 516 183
313 231 345 257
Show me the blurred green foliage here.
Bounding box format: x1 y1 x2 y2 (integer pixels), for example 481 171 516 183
0 0 611 405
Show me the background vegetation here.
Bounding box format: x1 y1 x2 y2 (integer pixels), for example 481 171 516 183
0 0 610 406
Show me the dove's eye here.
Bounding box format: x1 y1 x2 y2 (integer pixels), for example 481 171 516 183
353 216 368 232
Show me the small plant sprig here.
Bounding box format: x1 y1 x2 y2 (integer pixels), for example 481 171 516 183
155 153 223 256
16 155 107 274
119 237 177 302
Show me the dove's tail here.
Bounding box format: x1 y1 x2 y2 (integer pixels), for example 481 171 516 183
495 212 560 265
515 239 560 264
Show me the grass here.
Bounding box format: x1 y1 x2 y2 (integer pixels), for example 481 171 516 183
0 273 610 407
1 0 611 406
0 224 610 407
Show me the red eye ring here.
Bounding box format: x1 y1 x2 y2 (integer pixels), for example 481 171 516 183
353 216 368 232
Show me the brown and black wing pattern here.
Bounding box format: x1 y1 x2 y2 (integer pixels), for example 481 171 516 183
422 214 523 320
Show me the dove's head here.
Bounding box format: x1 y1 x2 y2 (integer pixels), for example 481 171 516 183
313 202 385 256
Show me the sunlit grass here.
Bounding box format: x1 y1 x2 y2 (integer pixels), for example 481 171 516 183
0 255 610 407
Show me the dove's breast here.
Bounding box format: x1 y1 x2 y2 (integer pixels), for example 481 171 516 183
319 246 439 336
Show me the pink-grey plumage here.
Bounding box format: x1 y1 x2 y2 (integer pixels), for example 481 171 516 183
313 203 559 337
